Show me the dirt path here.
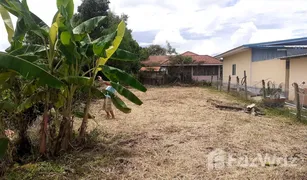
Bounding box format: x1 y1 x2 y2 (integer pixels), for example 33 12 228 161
83 87 307 179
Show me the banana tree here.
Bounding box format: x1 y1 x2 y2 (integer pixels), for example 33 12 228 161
0 0 147 155
0 0 65 155
71 20 147 139
49 2 147 140
0 0 64 154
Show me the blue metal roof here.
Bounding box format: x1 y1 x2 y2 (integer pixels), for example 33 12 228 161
279 53 307 59
215 37 307 58
243 37 307 48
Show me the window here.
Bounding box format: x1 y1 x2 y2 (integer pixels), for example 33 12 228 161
232 64 236 75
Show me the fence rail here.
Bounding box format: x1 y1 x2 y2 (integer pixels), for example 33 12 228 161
210 70 307 121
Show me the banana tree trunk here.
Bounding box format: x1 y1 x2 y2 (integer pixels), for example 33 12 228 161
39 93 49 155
55 90 74 154
79 89 92 140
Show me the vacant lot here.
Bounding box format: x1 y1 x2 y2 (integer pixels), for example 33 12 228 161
6 87 307 179
82 87 307 179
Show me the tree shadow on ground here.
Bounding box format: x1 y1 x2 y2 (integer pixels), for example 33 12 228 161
3 132 144 180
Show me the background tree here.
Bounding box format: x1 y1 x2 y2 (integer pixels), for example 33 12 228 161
166 41 177 55
73 0 142 74
140 41 177 57
144 44 167 56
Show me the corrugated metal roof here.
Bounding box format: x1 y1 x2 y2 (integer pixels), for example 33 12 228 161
253 45 307 48
216 37 307 58
245 37 307 47
279 53 307 59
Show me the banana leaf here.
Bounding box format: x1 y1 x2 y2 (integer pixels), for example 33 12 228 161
62 76 91 86
102 65 147 92
0 71 15 83
0 5 14 43
93 31 116 57
0 52 64 89
96 21 126 66
110 49 139 61
17 91 46 113
17 55 39 62
110 94 131 114
91 87 106 99
73 16 106 35
56 0 74 19
110 82 143 105
0 101 16 112
9 44 47 56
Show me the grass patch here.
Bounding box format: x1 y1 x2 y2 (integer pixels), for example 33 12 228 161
5 162 64 180
264 107 293 118
204 86 307 123
2 130 134 180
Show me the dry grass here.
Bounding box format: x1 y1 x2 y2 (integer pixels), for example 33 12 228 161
5 87 307 179
83 87 307 179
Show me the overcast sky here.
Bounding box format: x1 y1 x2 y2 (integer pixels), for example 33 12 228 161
1 0 307 56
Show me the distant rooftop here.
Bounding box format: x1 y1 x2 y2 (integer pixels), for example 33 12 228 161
140 67 161 72
141 51 222 67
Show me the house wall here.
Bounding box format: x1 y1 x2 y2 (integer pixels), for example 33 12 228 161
223 49 252 85
251 59 286 87
289 57 307 103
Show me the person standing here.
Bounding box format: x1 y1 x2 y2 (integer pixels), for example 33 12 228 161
97 76 116 119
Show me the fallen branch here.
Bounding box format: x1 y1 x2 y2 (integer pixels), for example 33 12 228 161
207 98 265 116
215 104 244 111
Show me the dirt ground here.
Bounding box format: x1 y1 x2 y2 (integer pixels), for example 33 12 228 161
66 86 306 180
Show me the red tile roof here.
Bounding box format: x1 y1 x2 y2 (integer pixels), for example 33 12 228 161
141 55 169 66
181 51 199 56
140 67 161 71
141 51 221 67
189 55 222 64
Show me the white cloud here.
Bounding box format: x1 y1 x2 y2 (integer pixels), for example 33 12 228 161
188 38 226 55
231 22 257 46
153 29 186 45
1 0 307 56
249 29 293 44
109 0 307 55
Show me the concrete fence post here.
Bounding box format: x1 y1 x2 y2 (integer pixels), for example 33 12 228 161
262 80 266 99
293 83 301 121
227 75 231 93
220 77 223 91
236 76 240 92
244 71 248 99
